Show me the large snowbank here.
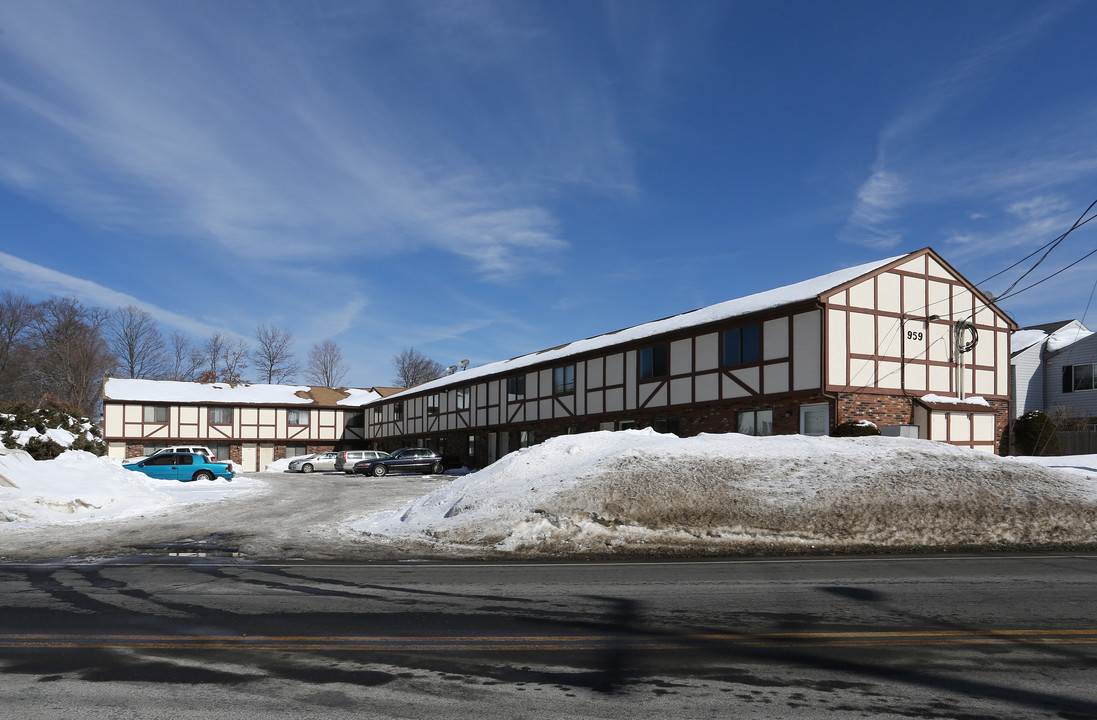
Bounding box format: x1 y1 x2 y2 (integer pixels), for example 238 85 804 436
0 450 264 524
353 430 1097 556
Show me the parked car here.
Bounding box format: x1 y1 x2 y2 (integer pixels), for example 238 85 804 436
287 452 339 473
123 445 216 465
353 448 445 477
335 450 389 474
126 452 234 482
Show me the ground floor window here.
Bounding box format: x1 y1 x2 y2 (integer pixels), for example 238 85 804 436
209 443 233 461
738 409 773 436
654 418 680 435
143 443 169 456
283 444 308 458
519 430 535 448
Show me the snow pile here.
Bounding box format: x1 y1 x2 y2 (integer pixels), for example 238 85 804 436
0 450 264 524
920 394 991 407
353 430 1097 556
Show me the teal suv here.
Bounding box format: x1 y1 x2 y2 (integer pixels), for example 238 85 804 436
127 452 235 482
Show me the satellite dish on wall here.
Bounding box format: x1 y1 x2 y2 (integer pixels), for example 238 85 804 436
459 359 470 369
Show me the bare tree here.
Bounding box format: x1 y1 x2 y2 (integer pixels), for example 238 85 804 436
252 324 299 384
167 332 204 381
391 347 445 388
198 331 249 384
107 305 166 379
29 297 115 416
0 291 38 402
305 339 347 387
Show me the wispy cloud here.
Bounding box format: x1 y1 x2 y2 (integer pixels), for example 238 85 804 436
0 250 229 338
0 1 635 276
840 4 1078 249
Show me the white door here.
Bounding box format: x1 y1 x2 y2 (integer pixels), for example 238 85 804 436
241 444 258 473
259 444 275 472
800 403 829 436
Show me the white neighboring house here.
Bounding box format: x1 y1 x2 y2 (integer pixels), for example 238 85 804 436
1011 320 1095 420
101 379 389 472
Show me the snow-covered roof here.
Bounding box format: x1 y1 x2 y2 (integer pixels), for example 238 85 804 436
378 253 906 401
103 378 380 407
1011 329 1048 354
918 394 992 409
1046 324 1094 353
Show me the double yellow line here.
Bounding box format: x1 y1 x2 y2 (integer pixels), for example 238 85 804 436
1 629 1095 652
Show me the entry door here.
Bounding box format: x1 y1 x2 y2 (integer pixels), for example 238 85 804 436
800 403 829 436
487 432 498 464
241 444 258 473
259 444 275 472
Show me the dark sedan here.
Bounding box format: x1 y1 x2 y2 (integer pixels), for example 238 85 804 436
353 447 445 476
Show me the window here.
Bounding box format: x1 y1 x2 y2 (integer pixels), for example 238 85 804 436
1064 364 1097 393
372 407 383 422
553 365 576 394
394 403 404 420
209 443 232 461
520 430 535 448
738 409 773 436
144 405 169 423
288 409 309 426
143 443 169 456
468 434 477 458
618 420 636 430
653 418 680 434
346 411 364 427
209 407 232 425
506 375 526 402
146 454 177 466
284 444 308 459
456 387 470 410
427 394 439 415
722 325 761 366
639 345 669 380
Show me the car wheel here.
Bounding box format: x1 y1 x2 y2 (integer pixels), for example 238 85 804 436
193 470 214 482
371 464 388 477
430 462 444 475
302 463 313 473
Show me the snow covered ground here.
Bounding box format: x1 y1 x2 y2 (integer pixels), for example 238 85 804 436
353 430 1097 556
2 431 1096 559
0 450 264 524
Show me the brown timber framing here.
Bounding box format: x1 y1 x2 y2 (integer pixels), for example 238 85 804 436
363 248 1015 460
365 297 823 443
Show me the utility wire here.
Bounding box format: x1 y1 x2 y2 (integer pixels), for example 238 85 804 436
982 196 1097 296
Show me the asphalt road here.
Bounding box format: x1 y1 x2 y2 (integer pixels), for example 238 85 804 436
1 554 1095 718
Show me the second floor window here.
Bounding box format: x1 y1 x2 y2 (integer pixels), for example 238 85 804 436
427 394 439 415
208 407 232 425
288 409 309 426
456 387 470 409
507 375 526 402
144 405 169 423
639 345 669 380
395 403 404 420
372 407 383 423
553 365 576 394
722 325 761 366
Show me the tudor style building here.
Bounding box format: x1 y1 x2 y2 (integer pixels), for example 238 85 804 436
101 379 397 472
361 248 1014 464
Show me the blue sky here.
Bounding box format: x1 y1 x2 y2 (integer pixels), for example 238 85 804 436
2 1 1096 386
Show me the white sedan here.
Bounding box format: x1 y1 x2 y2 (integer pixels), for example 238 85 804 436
287 452 339 473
